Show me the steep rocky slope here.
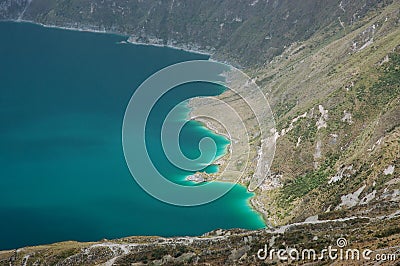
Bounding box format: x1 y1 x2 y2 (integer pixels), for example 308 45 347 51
0 0 392 66
250 0 400 227
0 0 399 265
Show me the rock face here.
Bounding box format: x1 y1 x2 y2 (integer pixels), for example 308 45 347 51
248 0 400 227
0 0 30 19
0 0 390 66
1 0 400 265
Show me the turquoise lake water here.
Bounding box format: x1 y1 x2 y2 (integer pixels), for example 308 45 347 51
0 22 265 250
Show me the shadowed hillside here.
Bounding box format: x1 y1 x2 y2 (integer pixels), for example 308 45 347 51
0 0 392 66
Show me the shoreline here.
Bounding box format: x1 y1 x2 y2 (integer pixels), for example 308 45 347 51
183 100 231 184
186 101 268 227
2 19 268 227
2 19 214 57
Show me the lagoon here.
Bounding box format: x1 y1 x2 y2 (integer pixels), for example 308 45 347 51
0 21 264 250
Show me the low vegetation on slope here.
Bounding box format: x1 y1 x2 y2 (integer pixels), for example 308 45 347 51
253 1 399 226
